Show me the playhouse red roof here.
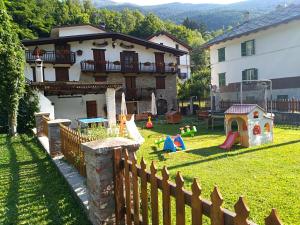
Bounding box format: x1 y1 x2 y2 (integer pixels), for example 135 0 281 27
224 104 265 114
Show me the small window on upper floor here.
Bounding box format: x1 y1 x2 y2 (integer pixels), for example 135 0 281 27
175 44 179 50
218 73 226 87
156 76 165 89
241 40 255 56
242 68 258 81
218 47 225 62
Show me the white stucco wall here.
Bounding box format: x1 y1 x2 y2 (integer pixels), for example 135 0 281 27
210 19 300 89
38 92 55 119
148 34 191 79
57 25 105 37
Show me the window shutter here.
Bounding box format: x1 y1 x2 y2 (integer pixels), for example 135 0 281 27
253 68 258 80
133 53 139 73
241 42 246 56
242 70 247 80
120 52 125 72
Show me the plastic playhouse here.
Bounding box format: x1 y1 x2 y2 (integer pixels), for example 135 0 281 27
220 104 274 150
163 135 186 152
180 125 197 137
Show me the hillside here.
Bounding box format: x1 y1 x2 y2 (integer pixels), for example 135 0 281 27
94 0 300 30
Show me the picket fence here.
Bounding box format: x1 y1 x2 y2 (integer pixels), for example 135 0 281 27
113 148 283 225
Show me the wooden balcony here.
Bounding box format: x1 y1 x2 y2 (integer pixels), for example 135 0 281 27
116 87 156 101
80 60 178 74
25 50 76 64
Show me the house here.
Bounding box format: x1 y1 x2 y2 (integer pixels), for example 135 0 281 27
23 24 187 127
147 31 192 80
203 5 300 106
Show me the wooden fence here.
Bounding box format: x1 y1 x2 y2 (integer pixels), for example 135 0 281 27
219 99 300 113
42 115 50 137
60 124 96 177
113 148 283 225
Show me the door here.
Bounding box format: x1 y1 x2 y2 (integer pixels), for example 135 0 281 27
55 67 69 81
157 99 168 115
55 44 71 63
86 101 97 118
93 49 106 72
155 52 165 73
125 76 136 100
126 102 138 114
121 51 138 73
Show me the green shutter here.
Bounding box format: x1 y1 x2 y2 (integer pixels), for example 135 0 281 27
252 40 255 55
253 68 258 80
218 48 225 62
241 42 246 56
242 70 247 80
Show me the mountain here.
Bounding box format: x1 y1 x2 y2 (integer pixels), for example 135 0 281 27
93 0 300 31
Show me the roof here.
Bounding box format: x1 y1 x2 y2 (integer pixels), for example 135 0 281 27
224 104 265 114
22 32 187 56
52 24 107 32
203 4 300 48
147 31 192 51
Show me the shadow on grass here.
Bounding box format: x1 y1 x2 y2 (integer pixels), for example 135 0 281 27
3 135 20 224
168 139 300 171
150 146 166 161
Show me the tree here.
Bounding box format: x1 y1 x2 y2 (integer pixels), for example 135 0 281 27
133 13 166 38
0 1 25 135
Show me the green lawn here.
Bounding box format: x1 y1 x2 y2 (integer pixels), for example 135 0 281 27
0 134 91 225
136 117 300 225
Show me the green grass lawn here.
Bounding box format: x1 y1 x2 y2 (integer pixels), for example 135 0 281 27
135 117 300 225
0 134 91 225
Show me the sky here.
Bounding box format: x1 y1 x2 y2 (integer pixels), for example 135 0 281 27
112 0 245 6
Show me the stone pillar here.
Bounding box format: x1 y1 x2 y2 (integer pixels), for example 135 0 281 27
34 112 50 137
48 119 71 156
81 137 140 225
35 58 44 82
106 88 116 127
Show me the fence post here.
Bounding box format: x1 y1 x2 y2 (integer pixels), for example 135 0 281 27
48 119 71 157
34 112 50 137
81 137 140 225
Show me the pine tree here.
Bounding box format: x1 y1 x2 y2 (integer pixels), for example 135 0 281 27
0 0 25 136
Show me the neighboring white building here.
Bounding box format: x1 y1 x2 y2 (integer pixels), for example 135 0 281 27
147 31 192 80
23 24 187 126
204 5 300 103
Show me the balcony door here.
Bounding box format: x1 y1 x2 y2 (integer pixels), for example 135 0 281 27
121 51 138 73
155 52 165 73
55 44 71 63
55 67 69 81
125 76 136 100
93 49 106 72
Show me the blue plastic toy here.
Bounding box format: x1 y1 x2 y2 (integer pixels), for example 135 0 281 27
163 135 186 152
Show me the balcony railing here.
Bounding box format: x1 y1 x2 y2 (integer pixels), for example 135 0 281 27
25 50 76 64
116 88 156 101
80 60 178 74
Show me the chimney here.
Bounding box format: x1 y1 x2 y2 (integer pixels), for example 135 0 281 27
35 58 44 82
243 11 250 22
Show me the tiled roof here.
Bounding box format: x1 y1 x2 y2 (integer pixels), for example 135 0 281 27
203 4 300 47
224 104 265 114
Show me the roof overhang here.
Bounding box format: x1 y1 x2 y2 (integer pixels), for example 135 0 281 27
22 32 187 56
30 81 122 96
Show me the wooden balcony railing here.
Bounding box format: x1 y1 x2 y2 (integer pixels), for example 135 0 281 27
25 50 76 64
80 60 178 74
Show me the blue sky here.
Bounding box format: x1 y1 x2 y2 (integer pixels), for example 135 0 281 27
112 0 245 6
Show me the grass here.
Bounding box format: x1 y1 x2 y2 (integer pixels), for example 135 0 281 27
0 134 91 225
135 117 300 225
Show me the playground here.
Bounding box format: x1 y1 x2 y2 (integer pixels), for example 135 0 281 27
134 117 300 225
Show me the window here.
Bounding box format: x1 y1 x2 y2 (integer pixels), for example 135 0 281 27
241 40 255 56
218 47 225 62
175 44 179 49
242 68 258 81
218 73 226 87
156 76 165 89
277 95 288 100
